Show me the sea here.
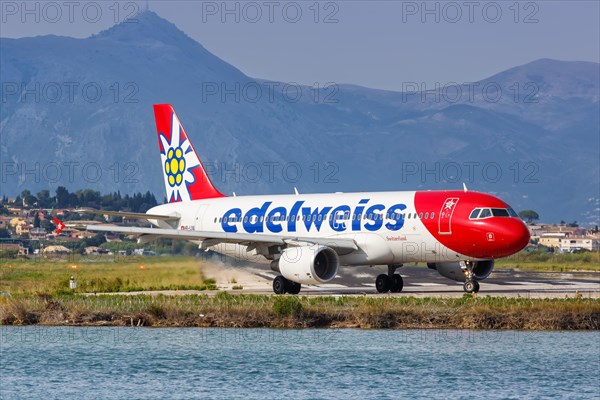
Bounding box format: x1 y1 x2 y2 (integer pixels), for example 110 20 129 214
1 327 599 399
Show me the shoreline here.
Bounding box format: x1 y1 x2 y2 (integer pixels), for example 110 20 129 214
1 294 598 330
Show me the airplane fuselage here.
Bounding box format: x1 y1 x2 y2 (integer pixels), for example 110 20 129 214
148 189 529 266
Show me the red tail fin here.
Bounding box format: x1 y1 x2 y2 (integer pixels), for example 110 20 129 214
153 104 225 202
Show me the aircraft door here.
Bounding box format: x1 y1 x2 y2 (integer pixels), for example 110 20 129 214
438 197 459 235
194 205 209 231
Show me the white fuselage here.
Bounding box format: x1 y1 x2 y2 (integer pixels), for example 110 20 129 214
147 191 464 265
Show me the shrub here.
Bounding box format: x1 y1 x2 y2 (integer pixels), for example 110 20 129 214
273 296 303 317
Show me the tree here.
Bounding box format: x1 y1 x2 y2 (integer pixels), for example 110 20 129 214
567 221 579 227
33 213 41 228
36 190 52 208
518 210 539 223
0 228 10 238
21 190 37 207
56 186 70 208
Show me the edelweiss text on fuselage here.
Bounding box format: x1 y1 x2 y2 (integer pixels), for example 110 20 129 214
221 199 408 233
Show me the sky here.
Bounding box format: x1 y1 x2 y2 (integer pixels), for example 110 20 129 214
1 0 599 90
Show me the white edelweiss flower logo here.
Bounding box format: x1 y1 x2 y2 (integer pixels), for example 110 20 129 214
159 113 199 202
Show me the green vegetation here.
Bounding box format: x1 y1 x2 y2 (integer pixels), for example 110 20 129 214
0 257 216 295
496 250 600 272
16 187 157 212
0 294 598 330
518 209 539 223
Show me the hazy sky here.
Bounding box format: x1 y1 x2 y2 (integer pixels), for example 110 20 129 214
1 0 598 90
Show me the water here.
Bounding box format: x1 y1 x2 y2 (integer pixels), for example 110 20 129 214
1 327 599 399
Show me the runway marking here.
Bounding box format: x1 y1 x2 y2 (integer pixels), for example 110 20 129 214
410 283 445 286
257 272 278 280
504 281 542 285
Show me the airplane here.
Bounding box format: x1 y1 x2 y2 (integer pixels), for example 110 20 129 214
81 104 530 295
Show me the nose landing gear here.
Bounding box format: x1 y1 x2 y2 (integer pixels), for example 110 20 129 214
462 261 481 293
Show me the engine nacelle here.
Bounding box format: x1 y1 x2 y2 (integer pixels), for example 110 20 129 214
427 260 494 282
274 245 339 285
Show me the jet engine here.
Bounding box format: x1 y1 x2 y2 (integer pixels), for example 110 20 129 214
272 245 339 285
427 260 494 282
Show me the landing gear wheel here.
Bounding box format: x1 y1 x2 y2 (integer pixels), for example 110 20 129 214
286 281 301 295
390 274 404 293
376 274 391 293
273 276 288 294
463 280 479 294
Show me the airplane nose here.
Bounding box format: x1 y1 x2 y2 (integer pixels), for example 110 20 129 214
501 219 530 255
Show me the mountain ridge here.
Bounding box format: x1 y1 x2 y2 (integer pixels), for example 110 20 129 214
1 11 598 223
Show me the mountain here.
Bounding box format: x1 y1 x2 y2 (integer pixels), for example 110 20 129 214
1 11 598 224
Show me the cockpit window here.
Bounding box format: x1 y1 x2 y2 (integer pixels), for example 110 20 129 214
479 209 492 218
470 207 518 219
491 208 510 217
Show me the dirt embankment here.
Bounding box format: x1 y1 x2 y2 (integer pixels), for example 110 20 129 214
1 294 599 330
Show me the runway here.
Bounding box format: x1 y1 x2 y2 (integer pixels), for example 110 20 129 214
201 262 600 298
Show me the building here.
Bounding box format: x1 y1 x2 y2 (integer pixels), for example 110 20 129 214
559 236 600 252
538 233 566 248
29 228 47 240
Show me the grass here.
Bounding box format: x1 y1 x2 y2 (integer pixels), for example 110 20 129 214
0 294 598 329
495 251 600 272
0 256 217 295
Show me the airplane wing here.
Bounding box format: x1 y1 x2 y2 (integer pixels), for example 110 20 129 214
85 224 358 253
75 209 180 222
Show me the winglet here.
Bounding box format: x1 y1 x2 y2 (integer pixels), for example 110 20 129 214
463 182 468 192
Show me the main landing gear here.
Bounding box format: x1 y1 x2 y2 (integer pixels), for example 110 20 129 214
462 261 480 293
272 276 301 295
375 265 404 293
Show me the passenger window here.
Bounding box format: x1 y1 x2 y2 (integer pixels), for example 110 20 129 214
430 212 435 219
419 212 423 219
407 213 411 219
425 212 429 219
479 209 492 218
469 209 480 219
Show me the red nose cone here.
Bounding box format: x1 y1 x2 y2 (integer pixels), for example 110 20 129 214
496 219 530 257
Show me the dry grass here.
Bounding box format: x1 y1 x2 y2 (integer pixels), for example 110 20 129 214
1 294 598 330
0 256 216 294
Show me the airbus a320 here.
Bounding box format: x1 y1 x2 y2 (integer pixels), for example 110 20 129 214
82 104 530 294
